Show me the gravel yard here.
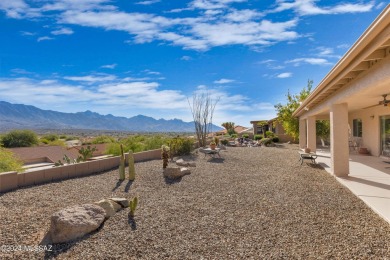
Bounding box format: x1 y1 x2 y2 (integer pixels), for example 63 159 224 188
1 144 389 259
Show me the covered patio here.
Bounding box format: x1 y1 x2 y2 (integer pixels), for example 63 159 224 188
294 5 390 177
315 149 390 223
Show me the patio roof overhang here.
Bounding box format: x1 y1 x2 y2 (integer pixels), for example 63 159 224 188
293 5 390 118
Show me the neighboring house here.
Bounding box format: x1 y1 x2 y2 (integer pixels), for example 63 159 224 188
215 125 251 136
293 5 390 176
250 118 294 142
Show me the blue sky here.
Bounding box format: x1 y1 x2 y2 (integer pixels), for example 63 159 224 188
0 0 387 126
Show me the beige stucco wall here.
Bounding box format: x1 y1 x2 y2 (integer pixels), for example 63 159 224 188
349 105 390 156
0 148 162 193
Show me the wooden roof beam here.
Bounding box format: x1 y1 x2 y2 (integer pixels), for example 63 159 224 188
364 49 386 60
351 61 370 71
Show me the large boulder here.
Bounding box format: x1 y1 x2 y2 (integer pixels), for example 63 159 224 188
48 204 105 244
163 167 182 179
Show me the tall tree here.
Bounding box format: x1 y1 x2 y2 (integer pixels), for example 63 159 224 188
274 80 313 141
188 92 219 147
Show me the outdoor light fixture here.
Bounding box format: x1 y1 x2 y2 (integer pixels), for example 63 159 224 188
370 115 375 119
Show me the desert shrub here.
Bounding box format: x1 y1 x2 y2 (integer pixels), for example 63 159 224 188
40 138 49 144
259 138 273 147
59 135 67 139
65 136 75 141
0 148 23 173
254 134 263 140
242 134 249 139
231 134 238 138
272 136 279 143
169 137 194 156
2 130 39 148
105 143 121 155
220 139 229 145
265 131 274 138
48 139 66 147
42 134 58 142
92 135 115 144
144 135 169 151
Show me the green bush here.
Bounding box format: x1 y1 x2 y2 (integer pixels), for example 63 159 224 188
2 130 39 148
42 134 58 142
242 134 249 139
254 134 263 140
220 139 229 145
0 148 23 173
106 143 121 155
259 138 273 147
169 137 194 156
265 131 274 138
59 135 67 139
92 135 115 144
105 135 171 156
231 134 238 138
272 136 279 143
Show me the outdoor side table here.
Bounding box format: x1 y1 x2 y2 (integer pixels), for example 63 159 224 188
202 148 221 158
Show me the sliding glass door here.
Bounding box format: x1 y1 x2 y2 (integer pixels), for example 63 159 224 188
380 115 390 157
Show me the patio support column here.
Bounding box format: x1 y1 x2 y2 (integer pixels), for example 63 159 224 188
307 116 316 152
330 103 349 177
299 118 307 149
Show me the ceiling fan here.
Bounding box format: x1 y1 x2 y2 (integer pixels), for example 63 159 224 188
364 94 390 109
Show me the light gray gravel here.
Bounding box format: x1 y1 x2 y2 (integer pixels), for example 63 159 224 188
1 144 389 259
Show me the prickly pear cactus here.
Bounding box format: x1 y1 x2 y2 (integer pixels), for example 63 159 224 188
129 197 138 217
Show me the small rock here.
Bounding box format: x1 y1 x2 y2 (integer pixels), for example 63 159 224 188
176 159 188 167
109 198 129 208
188 162 196 167
180 167 191 175
94 199 118 218
48 204 105 244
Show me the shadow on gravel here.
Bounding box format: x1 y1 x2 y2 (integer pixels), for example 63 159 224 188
128 215 137 230
164 177 182 185
207 158 225 163
43 222 106 259
125 180 134 193
112 179 124 192
307 163 325 169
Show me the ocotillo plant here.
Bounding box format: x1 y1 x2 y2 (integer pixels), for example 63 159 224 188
129 197 138 217
119 144 125 180
161 145 170 168
128 150 135 181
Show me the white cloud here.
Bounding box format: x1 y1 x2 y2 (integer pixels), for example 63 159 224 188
276 72 292 78
272 0 374 16
37 36 54 42
143 69 161 75
101 64 117 69
136 0 161 5
181 56 192 61
51 27 74 35
64 75 117 83
190 0 247 10
214 78 235 84
286 57 331 66
20 31 35 36
10 68 33 74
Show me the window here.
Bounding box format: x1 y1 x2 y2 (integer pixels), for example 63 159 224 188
353 119 362 137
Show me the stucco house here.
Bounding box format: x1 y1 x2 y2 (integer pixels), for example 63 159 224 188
293 5 390 176
250 118 294 142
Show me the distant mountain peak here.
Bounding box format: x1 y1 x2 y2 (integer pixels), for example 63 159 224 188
0 101 223 132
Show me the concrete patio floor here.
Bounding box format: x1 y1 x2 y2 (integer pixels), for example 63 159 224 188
315 149 390 224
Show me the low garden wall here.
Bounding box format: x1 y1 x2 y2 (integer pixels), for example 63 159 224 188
0 148 162 193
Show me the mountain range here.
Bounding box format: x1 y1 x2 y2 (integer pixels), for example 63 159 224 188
0 101 222 132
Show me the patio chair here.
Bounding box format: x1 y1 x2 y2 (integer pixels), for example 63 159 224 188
320 138 329 148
